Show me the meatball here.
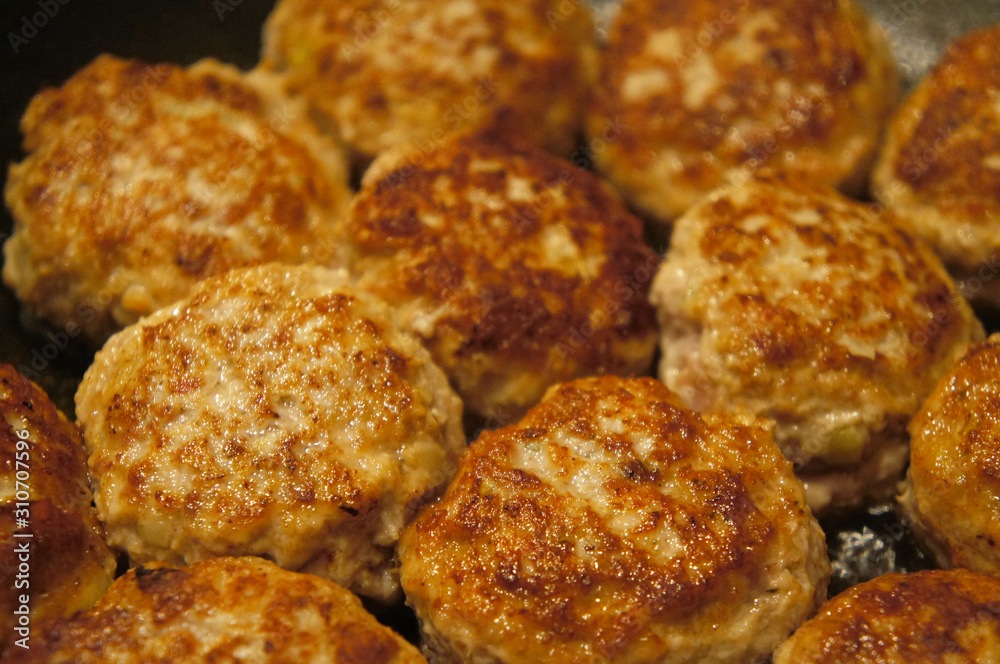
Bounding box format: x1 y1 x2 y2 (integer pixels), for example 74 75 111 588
341 131 658 425
399 376 829 664
75 264 465 603
0 364 115 653
650 176 982 513
3 55 353 344
0 556 427 664
259 0 596 163
773 569 1000 664
587 0 898 224
872 26 1000 309
899 333 1000 575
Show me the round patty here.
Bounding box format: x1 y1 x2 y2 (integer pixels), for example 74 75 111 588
260 0 596 163
899 333 1000 575
650 175 983 513
399 376 829 664
0 365 116 652
0 556 427 664
3 54 353 344
75 263 465 603
587 0 898 224
872 26 1000 309
773 570 1000 664
342 131 658 425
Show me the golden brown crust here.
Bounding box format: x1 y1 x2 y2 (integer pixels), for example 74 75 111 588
400 376 828 664
651 175 983 512
3 55 352 344
902 333 1000 575
260 0 596 161
75 264 465 602
343 132 658 423
873 26 1000 300
0 365 115 653
588 0 898 223
773 570 1000 664
0 557 427 664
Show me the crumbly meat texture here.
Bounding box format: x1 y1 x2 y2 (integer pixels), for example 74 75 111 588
899 333 1000 575
399 376 829 664
3 54 353 344
872 26 1000 307
773 570 1000 664
0 364 115 653
0 557 427 664
342 132 658 425
650 175 982 513
587 0 898 224
260 0 596 162
75 264 465 603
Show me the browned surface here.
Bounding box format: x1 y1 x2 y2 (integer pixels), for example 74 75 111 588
588 0 898 222
3 54 352 344
774 570 1000 663
400 376 828 664
75 264 465 602
652 175 983 511
0 364 115 653
344 132 658 423
260 0 595 161
902 333 1000 575
0 556 427 664
873 26 1000 281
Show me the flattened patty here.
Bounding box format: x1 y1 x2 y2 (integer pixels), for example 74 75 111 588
873 26 1000 308
588 0 898 223
400 376 828 664
75 264 465 602
900 333 1000 575
343 132 658 424
3 55 352 344
0 365 115 652
0 557 427 664
774 570 1000 664
651 175 982 512
260 0 596 162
